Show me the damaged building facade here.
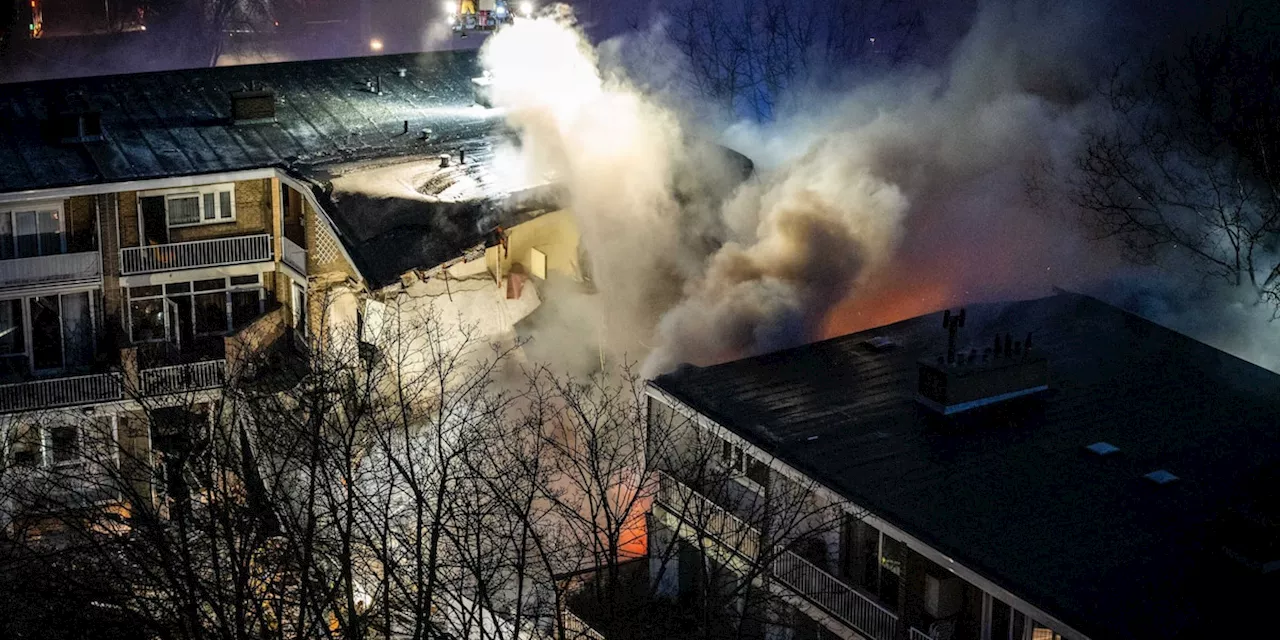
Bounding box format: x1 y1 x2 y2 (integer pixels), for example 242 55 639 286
0 50 580 527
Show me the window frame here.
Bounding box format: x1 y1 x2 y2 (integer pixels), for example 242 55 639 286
126 273 264 344
142 183 237 230
0 200 68 260
0 290 98 376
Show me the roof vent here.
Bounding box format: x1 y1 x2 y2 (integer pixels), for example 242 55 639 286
54 110 104 144
1144 470 1180 485
861 336 898 352
45 91 105 144
230 88 276 124
472 74 494 108
916 310 1048 415
1085 441 1120 456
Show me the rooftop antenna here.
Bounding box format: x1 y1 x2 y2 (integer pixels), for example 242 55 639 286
943 308 965 363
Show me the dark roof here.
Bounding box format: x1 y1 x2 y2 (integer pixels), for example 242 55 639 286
653 291 1280 640
0 50 562 286
0 50 495 192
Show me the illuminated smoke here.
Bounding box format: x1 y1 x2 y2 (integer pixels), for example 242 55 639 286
483 3 1280 376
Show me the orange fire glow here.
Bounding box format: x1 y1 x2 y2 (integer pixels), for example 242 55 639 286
822 276 955 338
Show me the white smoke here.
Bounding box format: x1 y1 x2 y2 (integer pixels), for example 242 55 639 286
481 3 1280 377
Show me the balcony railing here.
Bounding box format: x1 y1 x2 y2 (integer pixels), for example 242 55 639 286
0 251 102 290
140 359 226 396
657 471 761 558
909 628 936 640
282 237 307 275
121 234 273 275
0 373 124 414
656 472 898 640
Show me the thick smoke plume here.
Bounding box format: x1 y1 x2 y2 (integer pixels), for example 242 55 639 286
482 2 1280 376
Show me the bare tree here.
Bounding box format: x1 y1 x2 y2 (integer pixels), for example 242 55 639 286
144 0 275 66
665 0 923 120
1074 8 1280 311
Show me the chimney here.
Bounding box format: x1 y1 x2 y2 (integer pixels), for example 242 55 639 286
230 88 276 124
917 326 1049 415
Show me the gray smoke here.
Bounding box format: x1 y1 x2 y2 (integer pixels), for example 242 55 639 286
482 1 1280 376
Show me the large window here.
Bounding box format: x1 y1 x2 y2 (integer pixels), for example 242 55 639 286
161 184 235 228
127 274 264 343
0 206 66 259
719 436 770 487
0 292 96 376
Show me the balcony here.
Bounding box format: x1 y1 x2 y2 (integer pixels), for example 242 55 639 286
0 251 102 291
282 237 306 275
0 373 124 414
139 359 227 396
120 234 273 276
655 472 899 640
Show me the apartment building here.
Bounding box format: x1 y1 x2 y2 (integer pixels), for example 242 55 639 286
646 291 1277 640
0 50 583 521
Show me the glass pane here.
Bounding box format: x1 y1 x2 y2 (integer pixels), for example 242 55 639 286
194 292 227 334
130 298 167 342
229 274 259 286
0 298 24 355
61 292 93 368
164 282 191 295
129 285 164 299
194 278 225 292
219 191 233 219
231 290 261 329
31 295 63 370
51 425 78 464
0 212 13 260
167 196 200 225
15 211 37 258
37 210 64 256
203 193 216 220
13 426 40 467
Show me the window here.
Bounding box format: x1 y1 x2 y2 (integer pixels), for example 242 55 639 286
152 184 236 228
11 425 40 467
49 425 79 465
0 298 26 375
0 206 66 259
0 293 97 374
128 274 263 343
166 194 201 225
719 435 769 487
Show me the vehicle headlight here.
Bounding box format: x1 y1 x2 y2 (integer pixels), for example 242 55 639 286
442 2 455 13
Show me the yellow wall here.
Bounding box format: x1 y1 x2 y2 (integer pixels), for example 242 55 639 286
485 209 579 280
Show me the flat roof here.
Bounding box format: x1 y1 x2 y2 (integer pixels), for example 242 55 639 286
652 291 1279 639
0 50 559 287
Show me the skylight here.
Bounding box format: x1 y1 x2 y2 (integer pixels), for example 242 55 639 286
1145 470 1180 485
1085 441 1120 456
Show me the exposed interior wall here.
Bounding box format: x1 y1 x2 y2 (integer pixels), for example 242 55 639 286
484 209 580 281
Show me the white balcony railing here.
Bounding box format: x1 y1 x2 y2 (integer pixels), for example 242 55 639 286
282 237 307 275
910 628 936 640
0 372 124 414
656 472 899 640
140 359 226 396
0 251 102 290
121 234 273 275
